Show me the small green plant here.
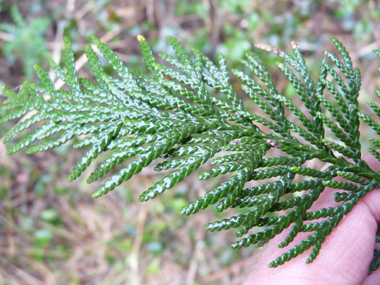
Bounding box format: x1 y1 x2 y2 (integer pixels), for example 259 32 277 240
1 33 380 274
0 5 50 79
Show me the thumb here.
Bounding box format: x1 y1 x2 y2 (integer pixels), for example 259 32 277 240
244 154 380 285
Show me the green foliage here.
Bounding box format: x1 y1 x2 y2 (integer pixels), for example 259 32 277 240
0 5 50 79
2 33 380 274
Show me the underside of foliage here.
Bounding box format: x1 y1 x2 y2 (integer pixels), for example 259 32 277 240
1 34 380 273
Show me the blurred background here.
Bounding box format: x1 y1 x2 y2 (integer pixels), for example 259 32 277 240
0 0 380 284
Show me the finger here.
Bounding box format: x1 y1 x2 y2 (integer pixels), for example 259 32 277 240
244 189 380 285
244 154 380 285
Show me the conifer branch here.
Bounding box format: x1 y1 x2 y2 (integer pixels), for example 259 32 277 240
2 35 380 274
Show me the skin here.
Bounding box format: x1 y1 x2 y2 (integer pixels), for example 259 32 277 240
244 155 380 285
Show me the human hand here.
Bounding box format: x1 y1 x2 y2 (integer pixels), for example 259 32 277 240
244 155 380 285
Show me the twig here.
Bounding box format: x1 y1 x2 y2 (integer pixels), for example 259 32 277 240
75 1 96 21
130 202 148 285
66 0 75 15
201 255 258 283
0 31 14 41
351 40 380 60
185 220 205 285
1 262 46 285
6 194 14 258
48 21 65 81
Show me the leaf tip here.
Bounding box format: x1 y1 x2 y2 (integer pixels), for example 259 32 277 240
137 35 145 42
290 41 299 49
